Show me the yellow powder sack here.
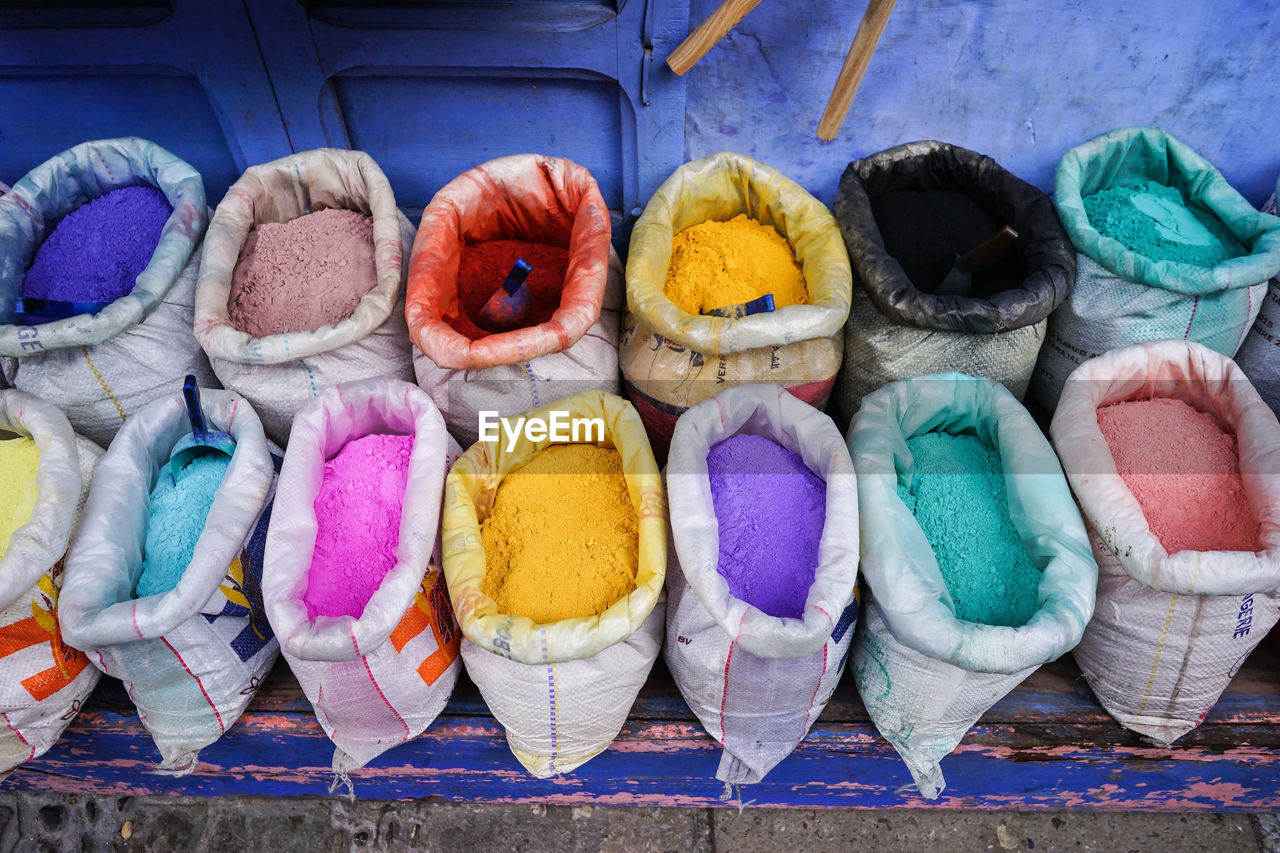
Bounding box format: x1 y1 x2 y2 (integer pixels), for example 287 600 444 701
0 436 41 559
481 444 638 623
663 213 809 315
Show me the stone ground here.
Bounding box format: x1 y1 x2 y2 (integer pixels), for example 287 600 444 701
0 796 1276 852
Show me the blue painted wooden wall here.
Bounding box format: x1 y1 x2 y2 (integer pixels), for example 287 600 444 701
683 0 1280 208
1 0 1276 234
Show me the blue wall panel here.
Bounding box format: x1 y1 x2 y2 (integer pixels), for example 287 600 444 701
0 72 241 200
333 72 626 211
683 0 1280 208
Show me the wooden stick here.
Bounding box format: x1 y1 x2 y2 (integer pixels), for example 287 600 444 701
816 0 896 141
666 0 766 76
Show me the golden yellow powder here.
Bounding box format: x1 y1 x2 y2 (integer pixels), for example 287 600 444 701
481 444 638 623
662 213 809 315
0 437 41 559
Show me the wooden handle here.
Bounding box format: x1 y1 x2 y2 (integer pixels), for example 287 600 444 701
666 0 766 76
816 0 896 141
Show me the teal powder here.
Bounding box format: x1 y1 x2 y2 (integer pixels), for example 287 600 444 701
135 455 231 598
1082 180 1247 268
897 432 1041 627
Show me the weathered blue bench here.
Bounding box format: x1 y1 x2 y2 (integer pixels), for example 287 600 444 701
4 638 1278 809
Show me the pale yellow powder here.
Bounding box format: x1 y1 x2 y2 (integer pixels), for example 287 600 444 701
481 444 638 623
663 214 809 315
0 437 40 559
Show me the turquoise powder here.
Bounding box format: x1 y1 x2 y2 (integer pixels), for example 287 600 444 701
135 455 231 598
1082 180 1247 268
897 431 1041 627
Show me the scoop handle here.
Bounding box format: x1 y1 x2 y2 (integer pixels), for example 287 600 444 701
182 374 208 443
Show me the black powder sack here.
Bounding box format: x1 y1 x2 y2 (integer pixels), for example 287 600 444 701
870 190 1028 299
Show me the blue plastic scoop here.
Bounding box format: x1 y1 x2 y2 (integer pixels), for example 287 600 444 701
13 297 113 325
168 375 235 482
476 258 534 332
704 293 776 319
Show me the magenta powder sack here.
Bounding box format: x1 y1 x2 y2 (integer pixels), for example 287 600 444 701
60 389 279 774
263 377 461 786
0 138 215 447
664 383 859 786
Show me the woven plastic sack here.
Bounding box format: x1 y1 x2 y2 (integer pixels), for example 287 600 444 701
0 138 214 447
849 373 1097 799
263 377 462 784
442 390 666 777
0 391 101 775
1050 340 1280 745
59 388 280 773
406 154 621 449
831 142 1074 425
1032 127 1280 411
194 149 415 446
620 152 851 458
664 383 859 786
1234 183 1280 415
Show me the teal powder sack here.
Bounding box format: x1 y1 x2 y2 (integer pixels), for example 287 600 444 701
135 455 231 597
897 431 1040 627
1083 180 1247 268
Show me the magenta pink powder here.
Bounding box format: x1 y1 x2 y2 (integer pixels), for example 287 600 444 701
305 433 414 620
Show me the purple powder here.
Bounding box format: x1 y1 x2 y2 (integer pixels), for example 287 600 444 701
22 185 173 302
707 434 826 618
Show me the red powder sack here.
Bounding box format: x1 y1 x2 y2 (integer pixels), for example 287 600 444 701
1098 397 1260 554
451 239 569 340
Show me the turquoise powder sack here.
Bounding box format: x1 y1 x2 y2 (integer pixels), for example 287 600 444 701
135 455 231 597
1083 180 1247 268
897 431 1040 627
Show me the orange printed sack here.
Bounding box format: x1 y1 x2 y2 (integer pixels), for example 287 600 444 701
0 390 101 775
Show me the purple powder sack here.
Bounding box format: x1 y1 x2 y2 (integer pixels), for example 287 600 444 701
707 433 826 618
22 185 173 302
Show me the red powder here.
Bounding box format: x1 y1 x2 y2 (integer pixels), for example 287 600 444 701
451 240 569 340
1098 398 1260 554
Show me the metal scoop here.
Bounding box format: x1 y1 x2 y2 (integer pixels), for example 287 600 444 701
934 226 1019 297
167 375 235 483
476 258 534 332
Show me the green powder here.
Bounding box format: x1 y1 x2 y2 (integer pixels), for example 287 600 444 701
897 431 1041 627
1082 180 1247 268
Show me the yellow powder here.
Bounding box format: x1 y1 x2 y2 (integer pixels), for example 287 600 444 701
0 437 41 559
481 444 638 623
663 213 809 315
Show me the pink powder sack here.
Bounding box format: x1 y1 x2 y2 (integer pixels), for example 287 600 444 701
1098 397 1260 554
228 207 378 338
306 432 414 619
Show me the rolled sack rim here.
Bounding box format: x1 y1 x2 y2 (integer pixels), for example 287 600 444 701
193 148 406 365
625 151 852 357
262 377 451 662
834 139 1075 335
404 153 612 371
0 136 208 356
441 389 667 665
849 372 1098 674
1054 125 1280 295
666 382 859 660
1049 339 1280 597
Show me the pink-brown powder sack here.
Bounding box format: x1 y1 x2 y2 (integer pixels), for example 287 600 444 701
1097 397 1260 554
228 207 378 338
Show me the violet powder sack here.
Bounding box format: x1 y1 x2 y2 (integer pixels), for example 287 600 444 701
23 186 172 303
0 138 214 447
707 434 824 619
664 383 858 787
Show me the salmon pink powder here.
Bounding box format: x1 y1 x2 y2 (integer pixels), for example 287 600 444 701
1098 397 1260 554
305 433 414 619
